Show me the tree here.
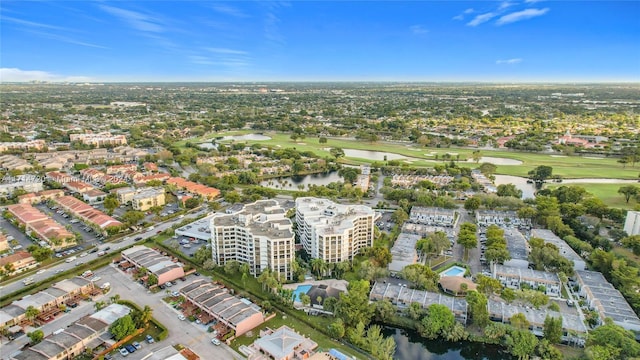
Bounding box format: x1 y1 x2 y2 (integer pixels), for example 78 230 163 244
419 303 455 339
464 197 481 212
536 339 563 360
184 197 200 209
109 314 137 340
586 320 640 359
476 274 503 295
466 291 489 327
374 299 396 323
27 329 44 344
506 329 539 360
528 165 553 185
472 150 482 163
24 305 40 324
457 222 477 259
510 312 530 330
310 258 327 278
330 147 345 159
478 163 497 177
103 194 120 214
543 315 563 344
319 136 328 144
335 280 374 327
391 208 408 225
140 305 153 326
122 210 145 226
621 235 640 255
497 184 523 199
618 185 639 204
300 293 311 307
328 318 345 338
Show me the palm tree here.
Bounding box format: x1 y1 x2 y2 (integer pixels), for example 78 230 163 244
110 294 120 304
24 306 40 325
310 258 326 278
140 305 153 326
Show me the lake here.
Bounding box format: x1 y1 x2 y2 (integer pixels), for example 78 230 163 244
259 171 343 191
383 326 514 360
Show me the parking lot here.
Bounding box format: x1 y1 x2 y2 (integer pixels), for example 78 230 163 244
0 215 33 251
98 264 242 360
34 203 100 247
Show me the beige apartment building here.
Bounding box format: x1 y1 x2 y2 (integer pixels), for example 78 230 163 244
211 200 294 280
132 187 166 211
295 197 377 263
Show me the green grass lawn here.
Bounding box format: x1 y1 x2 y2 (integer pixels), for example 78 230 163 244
545 182 640 210
231 312 362 358
177 131 640 180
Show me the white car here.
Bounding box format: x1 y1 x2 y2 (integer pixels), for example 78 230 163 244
178 314 186 321
36 269 47 275
211 338 221 346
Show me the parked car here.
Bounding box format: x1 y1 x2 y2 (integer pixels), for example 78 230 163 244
119 348 129 356
146 334 155 344
125 344 136 353
211 338 221 346
178 314 186 321
132 341 141 350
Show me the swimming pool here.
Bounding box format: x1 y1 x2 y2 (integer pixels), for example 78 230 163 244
292 284 312 302
440 266 466 277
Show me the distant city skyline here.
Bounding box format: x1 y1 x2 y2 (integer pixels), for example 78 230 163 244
1 1 639 83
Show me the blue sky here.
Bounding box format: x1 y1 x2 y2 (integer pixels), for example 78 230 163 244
1 1 639 82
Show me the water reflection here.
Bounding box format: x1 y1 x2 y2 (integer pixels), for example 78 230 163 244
382 326 514 360
259 171 343 191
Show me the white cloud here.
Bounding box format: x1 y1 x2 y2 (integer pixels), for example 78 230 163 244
99 5 164 33
453 8 474 21
205 48 249 55
499 2 515 10
497 8 550 25
410 25 429 34
496 58 523 65
2 16 68 31
0 68 92 83
467 12 498 27
210 4 249 18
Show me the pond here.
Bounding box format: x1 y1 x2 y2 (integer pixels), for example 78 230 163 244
220 134 271 141
343 149 408 161
467 157 523 165
383 326 515 360
259 171 343 191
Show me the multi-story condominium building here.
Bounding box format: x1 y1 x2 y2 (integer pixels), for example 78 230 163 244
409 207 458 227
624 210 640 236
295 197 377 263
105 164 138 174
211 200 294 280
475 210 531 228
131 187 166 211
69 132 127 147
492 264 561 297
18 189 65 204
0 175 43 195
574 270 640 332
0 251 37 275
0 139 46 152
0 233 9 252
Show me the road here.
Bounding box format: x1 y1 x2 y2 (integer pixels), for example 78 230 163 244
0 208 210 297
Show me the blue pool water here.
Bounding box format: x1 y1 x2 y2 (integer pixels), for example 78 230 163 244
292 285 312 302
440 266 466 277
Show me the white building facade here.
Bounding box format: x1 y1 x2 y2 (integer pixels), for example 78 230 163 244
211 200 294 280
295 197 377 263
